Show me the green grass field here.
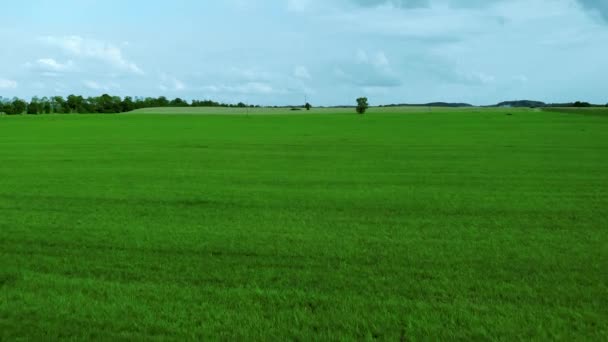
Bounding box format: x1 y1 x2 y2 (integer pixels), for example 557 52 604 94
1 108 607 339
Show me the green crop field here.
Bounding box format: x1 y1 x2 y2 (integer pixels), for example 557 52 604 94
1 108 607 339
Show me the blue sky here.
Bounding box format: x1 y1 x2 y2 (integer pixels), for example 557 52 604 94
0 0 607 105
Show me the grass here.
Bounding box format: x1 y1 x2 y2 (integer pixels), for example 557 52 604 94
542 107 608 117
1 108 607 339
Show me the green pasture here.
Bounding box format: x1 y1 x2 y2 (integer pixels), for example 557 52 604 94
1 108 607 339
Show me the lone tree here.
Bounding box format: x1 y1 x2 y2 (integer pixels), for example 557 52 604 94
305 102 312 111
356 97 369 114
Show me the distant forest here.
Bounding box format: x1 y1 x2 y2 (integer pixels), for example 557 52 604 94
0 95 606 115
0 95 259 115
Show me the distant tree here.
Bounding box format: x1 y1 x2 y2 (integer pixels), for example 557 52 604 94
52 96 67 113
1 102 12 114
0 93 265 114
135 97 148 109
157 96 169 107
356 97 369 114
169 97 188 107
94 94 122 113
67 94 86 113
8 98 27 115
26 104 36 114
111 96 122 112
192 99 222 107
121 96 135 112
83 97 97 112
305 102 312 111
142 97 152 108
573 101 591 108
27 97 41 114
40 97 52 114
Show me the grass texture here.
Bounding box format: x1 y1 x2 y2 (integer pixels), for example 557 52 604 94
1 108 607 339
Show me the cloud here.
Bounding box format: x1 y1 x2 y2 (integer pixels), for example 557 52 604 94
228 67 274 82
83 80 103 90
349 0 430 8
41 36 143 74
287 0 312 12
356 50 390 68
334 67 402 87
84 80 120 91
28 58 74 72
294 66 311 80
460 71 495 84
334 49 401 87
0 78 18 89
328 2 503 41
1 0 606 105
159 74 186 91
202 82 284 95
347 0 512 9
511 75 528 83
349 0 607 24
577 0 608 22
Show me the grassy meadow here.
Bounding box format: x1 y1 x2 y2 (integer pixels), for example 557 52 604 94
1 107 607 339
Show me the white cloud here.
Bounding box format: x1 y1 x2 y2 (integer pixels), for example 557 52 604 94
25 58 74 77
445 71 496 85
512 75 528 83
355 50 390 68
372 52 389 68
294 65 311 80
470 72 495 84
41 72 61 78
287 0 312 12
83 80 120 91
174 80 185 90
32 81 46 89
340 49 401 87
202 82 283 95
37 58 73 71
84 80 102 90
159 74 186 91
355 49 369 63
227 67 274 82
230 0 257 11
0 78 17 89
41 36 143 74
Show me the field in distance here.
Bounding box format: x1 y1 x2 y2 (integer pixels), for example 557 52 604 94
1 108 607 339
130 105 608 116
129 105 510 115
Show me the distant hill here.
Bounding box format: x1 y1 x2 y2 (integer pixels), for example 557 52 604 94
380 102 473 108
492 100 605 108
494 100 546 108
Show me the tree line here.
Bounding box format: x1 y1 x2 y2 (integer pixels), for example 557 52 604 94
0 95 260 115
2 95 604 115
